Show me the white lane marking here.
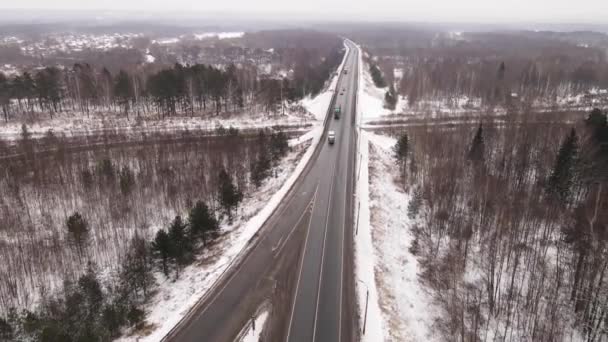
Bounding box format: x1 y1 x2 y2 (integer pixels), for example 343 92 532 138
274 185 319 258
285 180 322 342
188 181 319 327
311 159 338 342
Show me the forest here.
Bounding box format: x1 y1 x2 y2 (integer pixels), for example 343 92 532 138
392 107 608 341
0 30 344 123
0 126 295 341
358 29 608 112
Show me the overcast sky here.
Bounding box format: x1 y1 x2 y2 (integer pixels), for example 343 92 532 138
2 0 608 23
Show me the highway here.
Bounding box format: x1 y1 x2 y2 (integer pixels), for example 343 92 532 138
168 39 359 342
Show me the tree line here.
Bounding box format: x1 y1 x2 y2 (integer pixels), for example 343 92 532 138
0 44 344 122
393 107 607 341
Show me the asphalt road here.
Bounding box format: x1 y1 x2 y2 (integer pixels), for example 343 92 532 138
168 40 359 342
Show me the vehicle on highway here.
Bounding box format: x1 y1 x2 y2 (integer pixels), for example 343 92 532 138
334 106 341 119
344 68 348 74
328 130 336 144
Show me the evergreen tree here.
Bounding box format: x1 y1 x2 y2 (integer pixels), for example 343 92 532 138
151 229 171 276
408 188 423 219
270 131 289 163
120 234 154 300
168 216 191 274
384 84 397 110
468 123 485 164
119 166 135 196
547 128 579 203
218 169 243 222
66 212 89 257
188 201 218 246
369 63 387 88
394 133 409 172
114 70 133 117
78 263 104 319
0 317 13 340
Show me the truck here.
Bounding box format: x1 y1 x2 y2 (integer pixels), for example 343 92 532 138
328 130 336 144
334 105 341 119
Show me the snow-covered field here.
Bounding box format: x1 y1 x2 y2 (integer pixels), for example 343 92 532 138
0 106 316 142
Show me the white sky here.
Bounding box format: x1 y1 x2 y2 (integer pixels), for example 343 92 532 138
2 0 608 23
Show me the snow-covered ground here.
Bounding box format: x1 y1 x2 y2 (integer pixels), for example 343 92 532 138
358 57 399 121
353 40 437 342
363 132 439 342
236 307 269 342
0 106 316 142
117 40 349 342
193 32 245 40
119 139 311 342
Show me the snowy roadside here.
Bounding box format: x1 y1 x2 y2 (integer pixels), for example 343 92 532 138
353 130 385 342
117 40 350 342
353 39 437 342
364 132 439 342
235 305 270 342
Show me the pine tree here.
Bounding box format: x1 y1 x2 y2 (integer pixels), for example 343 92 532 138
120 234 154 300
408 188 423 219
188 201 218 246
219 169 243 222
547 128 579 203
0 317 13 340
78 263 104 319
119 166 135 196
270 131 289 163
114 70 133 117
168 216 191 274
66 212 89 257
151 229 171 276
468 123 485 164
384 84 397 110
394 133 409 173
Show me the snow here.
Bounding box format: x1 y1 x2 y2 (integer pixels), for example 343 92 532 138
237 308 269 342
119 139 311 342
351 39 437 342
356 48 401 121
145 54 156 63
194 32 245 40
117 40 350 341
353 129 386 342
363 131 439 342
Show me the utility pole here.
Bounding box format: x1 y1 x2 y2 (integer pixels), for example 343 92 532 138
280 78 285 116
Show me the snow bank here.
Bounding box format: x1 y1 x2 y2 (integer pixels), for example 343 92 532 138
364 132 439 342
237 308 269 342
353 130 385 342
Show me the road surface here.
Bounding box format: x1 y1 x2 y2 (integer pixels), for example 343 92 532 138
168 39 360 342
